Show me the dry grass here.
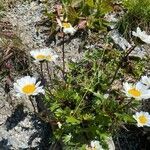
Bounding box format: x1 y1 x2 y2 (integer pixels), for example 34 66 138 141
0 20 30 81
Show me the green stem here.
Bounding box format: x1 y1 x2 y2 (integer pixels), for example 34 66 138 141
108 45 136 86
121 99 134 109
29 96 36 113
73 91 88 116
40 61 44 78
46 61 51 81
62 32 65 80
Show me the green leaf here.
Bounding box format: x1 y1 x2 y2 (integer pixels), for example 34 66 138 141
55 108 64 117
85 0 94 7
50 102 60 112
67 7 79 24
123 114 134 123
66 116 80 124
115 113 134 123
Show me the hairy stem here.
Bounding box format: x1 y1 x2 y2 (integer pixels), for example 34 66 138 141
109 45 136 86
46 61 51 81
62 32 65 79
29 96 36 113
121 99 134 109
40 61 44 78
73 91 88 116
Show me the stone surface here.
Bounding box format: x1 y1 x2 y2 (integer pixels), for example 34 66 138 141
0 105 51 149
104 13 119 29
109 29 131 50
0 83 51 149
109 29 150 58
0 1 52 149
4 1 45 48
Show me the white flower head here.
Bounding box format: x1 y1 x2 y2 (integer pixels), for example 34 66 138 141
90 140 104 150
133 111 150 127
103 93 109 99
30 48 58 62
60 22 76 35
132 27 150 44
57 122 62 128
14 76 45 97
140 76 150 87
123 82 150 100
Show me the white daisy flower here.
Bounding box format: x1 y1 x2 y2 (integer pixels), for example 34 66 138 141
123 82 150 100
62 22 76 35
30 48 58 62
133 111 150 127
58 22 76 35
140 76 150 87
56 17 76 35
14 76 45 96
132 27 150 44
90 140 103 150
57 122 62 128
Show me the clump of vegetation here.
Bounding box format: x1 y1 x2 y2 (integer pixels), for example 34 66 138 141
60 0 113 29
43 0 117 37
43 47 148 149
117 0 150 38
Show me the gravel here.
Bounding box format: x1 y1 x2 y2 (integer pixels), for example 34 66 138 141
5 1 46 48
0 81 51 149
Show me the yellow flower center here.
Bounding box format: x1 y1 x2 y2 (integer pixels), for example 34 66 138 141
62 22 71 28
138 115 148 124
22 84 36 94
128 88 141 97
36 55 46 60
46 55 52 61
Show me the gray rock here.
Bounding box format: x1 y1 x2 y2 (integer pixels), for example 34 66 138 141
0 79 51 149
104 13 119 29
0 104 51 149
130 46 147 59
109 29 149 58
109 29 131 50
